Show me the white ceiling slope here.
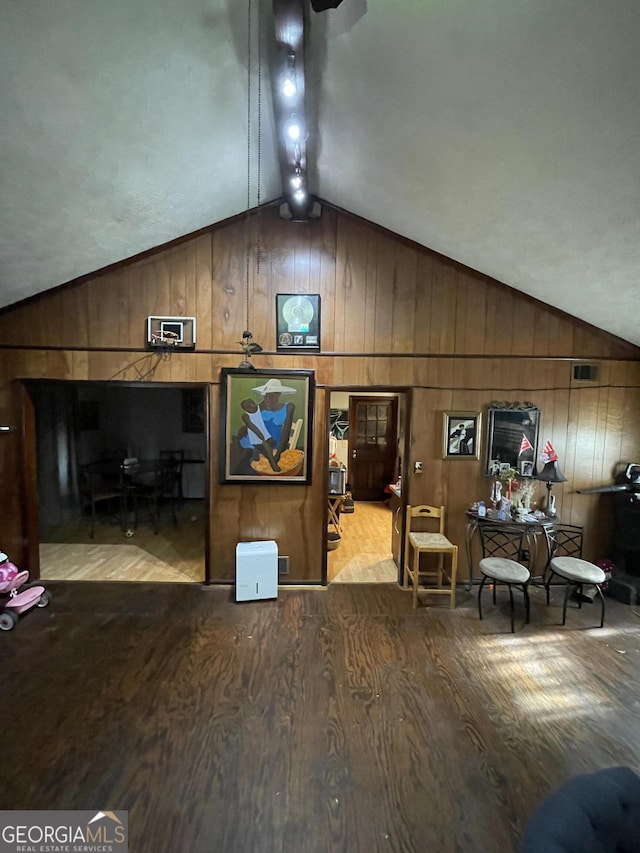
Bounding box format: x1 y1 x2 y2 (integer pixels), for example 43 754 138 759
1 1 640 346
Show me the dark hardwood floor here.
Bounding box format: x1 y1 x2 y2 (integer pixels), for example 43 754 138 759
2 580 640 852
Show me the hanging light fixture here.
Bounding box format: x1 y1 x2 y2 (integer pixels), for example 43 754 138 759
240 0 264 369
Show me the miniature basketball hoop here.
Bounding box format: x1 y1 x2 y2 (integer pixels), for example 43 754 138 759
146 316 196 351
151 329 179 348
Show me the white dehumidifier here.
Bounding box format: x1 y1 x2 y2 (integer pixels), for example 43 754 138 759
235 540 278 602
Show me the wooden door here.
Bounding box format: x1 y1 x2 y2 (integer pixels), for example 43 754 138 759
348 397 398 501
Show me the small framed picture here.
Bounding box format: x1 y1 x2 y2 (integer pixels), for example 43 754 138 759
443 412 481 460
520 460 534 477
276 294 320 351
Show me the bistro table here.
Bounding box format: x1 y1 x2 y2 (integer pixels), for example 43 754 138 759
465 510 557 588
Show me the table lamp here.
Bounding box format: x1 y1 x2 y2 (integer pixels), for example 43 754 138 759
534 460 567 516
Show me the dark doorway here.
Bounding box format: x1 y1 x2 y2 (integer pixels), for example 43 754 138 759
25 380 209 583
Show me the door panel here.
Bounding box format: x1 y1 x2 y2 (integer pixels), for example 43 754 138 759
348 397 398 501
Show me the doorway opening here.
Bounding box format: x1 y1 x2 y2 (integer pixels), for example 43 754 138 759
327 389 408 584
26 379 209 583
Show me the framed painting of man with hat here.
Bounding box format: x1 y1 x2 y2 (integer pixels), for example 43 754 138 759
220 368 315 483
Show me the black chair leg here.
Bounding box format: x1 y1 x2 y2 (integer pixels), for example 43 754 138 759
595 584 606 628
478 576 488 621
523 584 530 624
545 569 556 606
508 585 515 633
562 582 571 625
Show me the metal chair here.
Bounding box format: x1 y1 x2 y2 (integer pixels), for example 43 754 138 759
549 556 607 628
79 462 125 537
541 522 605 626
542 523 584 603
159 450 185 502
132 461 179 534
477 523 531 632
403 504 458 609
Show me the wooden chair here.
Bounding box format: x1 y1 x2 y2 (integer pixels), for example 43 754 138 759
403 504 458 609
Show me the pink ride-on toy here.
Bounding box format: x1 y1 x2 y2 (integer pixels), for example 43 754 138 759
0 552 51 631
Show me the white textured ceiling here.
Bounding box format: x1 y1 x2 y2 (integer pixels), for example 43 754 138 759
1 0 640 345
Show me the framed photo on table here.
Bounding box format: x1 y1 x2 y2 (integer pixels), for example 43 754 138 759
276 293 320 351
443 411 482 459
220 368 314 484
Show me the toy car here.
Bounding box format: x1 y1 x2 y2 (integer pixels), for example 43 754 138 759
0 551 51 631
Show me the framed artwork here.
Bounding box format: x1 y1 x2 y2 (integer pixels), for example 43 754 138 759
276 293 320 351
443 411 481 460
486 402 540 477
182 388 205 433
220 368 314 484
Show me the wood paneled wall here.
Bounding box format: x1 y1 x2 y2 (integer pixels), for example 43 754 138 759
0 203 639 581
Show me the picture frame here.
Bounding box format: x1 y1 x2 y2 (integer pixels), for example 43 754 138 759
182 388 205 433
520 460 534 478
276 293 321 351
443 411 482 460
220 368 314 484
486 402 540 477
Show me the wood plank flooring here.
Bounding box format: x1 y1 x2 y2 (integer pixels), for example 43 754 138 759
3 581 640 853
39 500 394 585
39 500 206 582
328 501 398 584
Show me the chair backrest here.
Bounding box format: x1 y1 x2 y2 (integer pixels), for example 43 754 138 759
78 462 123 507
406 504 446 535
543 523 583 563
159 450 185 463
155 461 180 496
478 523 529 565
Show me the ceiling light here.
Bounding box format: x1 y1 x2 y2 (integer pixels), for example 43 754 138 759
281 51 297 99
282 77 296 98
287 121 301 141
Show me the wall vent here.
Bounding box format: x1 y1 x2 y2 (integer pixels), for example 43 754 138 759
278 556 290 575
573 364 599 382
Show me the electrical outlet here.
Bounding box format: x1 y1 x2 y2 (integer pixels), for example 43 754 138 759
278 556 290 575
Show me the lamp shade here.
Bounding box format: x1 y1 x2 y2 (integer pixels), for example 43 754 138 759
535 461 568 484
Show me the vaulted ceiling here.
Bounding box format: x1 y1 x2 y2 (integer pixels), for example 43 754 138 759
1 1 639 344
